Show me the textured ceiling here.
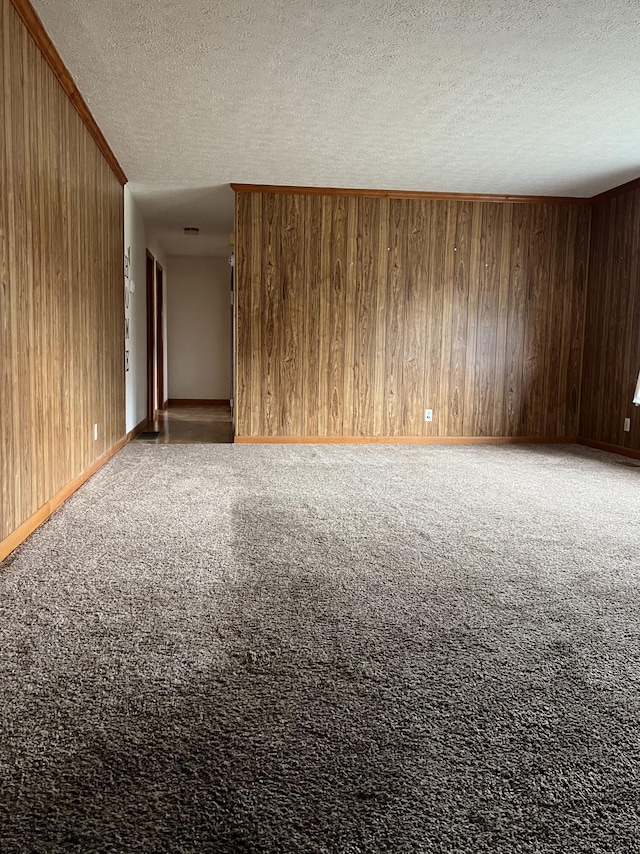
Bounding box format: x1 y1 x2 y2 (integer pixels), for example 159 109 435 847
32 0 640 251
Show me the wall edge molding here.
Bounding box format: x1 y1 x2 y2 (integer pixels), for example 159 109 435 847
167 398 231 406
577 437 640 461
230 183 591 206
9 0 127 186
234 436 578 445
590 175 640 205
127 418 149 441
0 418 146 565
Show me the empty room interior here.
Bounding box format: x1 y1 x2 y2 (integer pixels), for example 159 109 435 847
1 0 640 851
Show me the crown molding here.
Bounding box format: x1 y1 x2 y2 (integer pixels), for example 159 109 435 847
9 0 127 186
230 183 591 205
590 175 640 204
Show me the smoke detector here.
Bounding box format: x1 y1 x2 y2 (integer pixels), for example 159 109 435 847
184 227 200 236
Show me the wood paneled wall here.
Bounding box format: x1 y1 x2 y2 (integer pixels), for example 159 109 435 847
580 186 640 452
0 0 124 541
235 191 590 439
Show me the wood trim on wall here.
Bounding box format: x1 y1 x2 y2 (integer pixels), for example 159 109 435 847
156 263 165 411
235 436 578 445
231 183 591 206
577 437 640 462
590 175 640 205
146 250 156 421
167 398 231 406
0 418 146 565
127 418 149 442
232 176 640 207
8 0 127 185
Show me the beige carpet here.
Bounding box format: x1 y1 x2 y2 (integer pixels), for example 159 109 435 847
1 443 639 852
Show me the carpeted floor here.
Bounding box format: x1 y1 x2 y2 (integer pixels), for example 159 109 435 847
1 443 640 853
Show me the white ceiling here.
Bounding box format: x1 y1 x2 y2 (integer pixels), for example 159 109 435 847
32 0 640 254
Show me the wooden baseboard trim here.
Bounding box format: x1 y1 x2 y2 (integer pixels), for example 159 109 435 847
0 418 147 565
167 398 230 407
127 417 149 441
234 435 577 445
577 437 640 461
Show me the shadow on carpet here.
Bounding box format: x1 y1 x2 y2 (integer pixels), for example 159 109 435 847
1 442 640 853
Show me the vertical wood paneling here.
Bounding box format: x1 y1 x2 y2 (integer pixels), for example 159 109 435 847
475 203 501 435
544 206 564 437
372 198 389 436
424 201 449 438
353 197 379 436
522 205 550 435
234 191 590 439
342 197 358 436
0 0 12 530
441 202 459 435
504 205 528 435
326 197 348 436
568 207 589 432
316 199 330 437
303 194 322 436
241 193 255 435
620 198 640 440
402 200 430 436
461 203 482 434
385 200 407 435
0 0 124 541
446 202 472 435
493 204 512 434
279 193 304 434
580 187 640 451
261 192 281 436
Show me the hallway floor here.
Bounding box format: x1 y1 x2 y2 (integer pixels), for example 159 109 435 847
139 404 233 444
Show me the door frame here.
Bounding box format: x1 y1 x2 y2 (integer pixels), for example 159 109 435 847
146 251 165 421
155 263 165 415
146 250 155 422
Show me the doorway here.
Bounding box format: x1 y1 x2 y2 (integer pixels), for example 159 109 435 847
156 264 165 416
146 251 165 422
138 253 234 444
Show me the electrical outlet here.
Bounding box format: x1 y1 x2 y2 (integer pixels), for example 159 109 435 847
624 417 631 432
424 409 433 423
94 423 99 441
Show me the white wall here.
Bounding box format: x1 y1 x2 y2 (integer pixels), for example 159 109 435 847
124 190 171 431
166 255 231 400
123 187 148 433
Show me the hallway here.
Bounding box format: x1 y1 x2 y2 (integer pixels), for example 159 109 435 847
139 404 233 445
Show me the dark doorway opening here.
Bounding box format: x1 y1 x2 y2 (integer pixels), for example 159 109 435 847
156 263 165 415
146 251 165 422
